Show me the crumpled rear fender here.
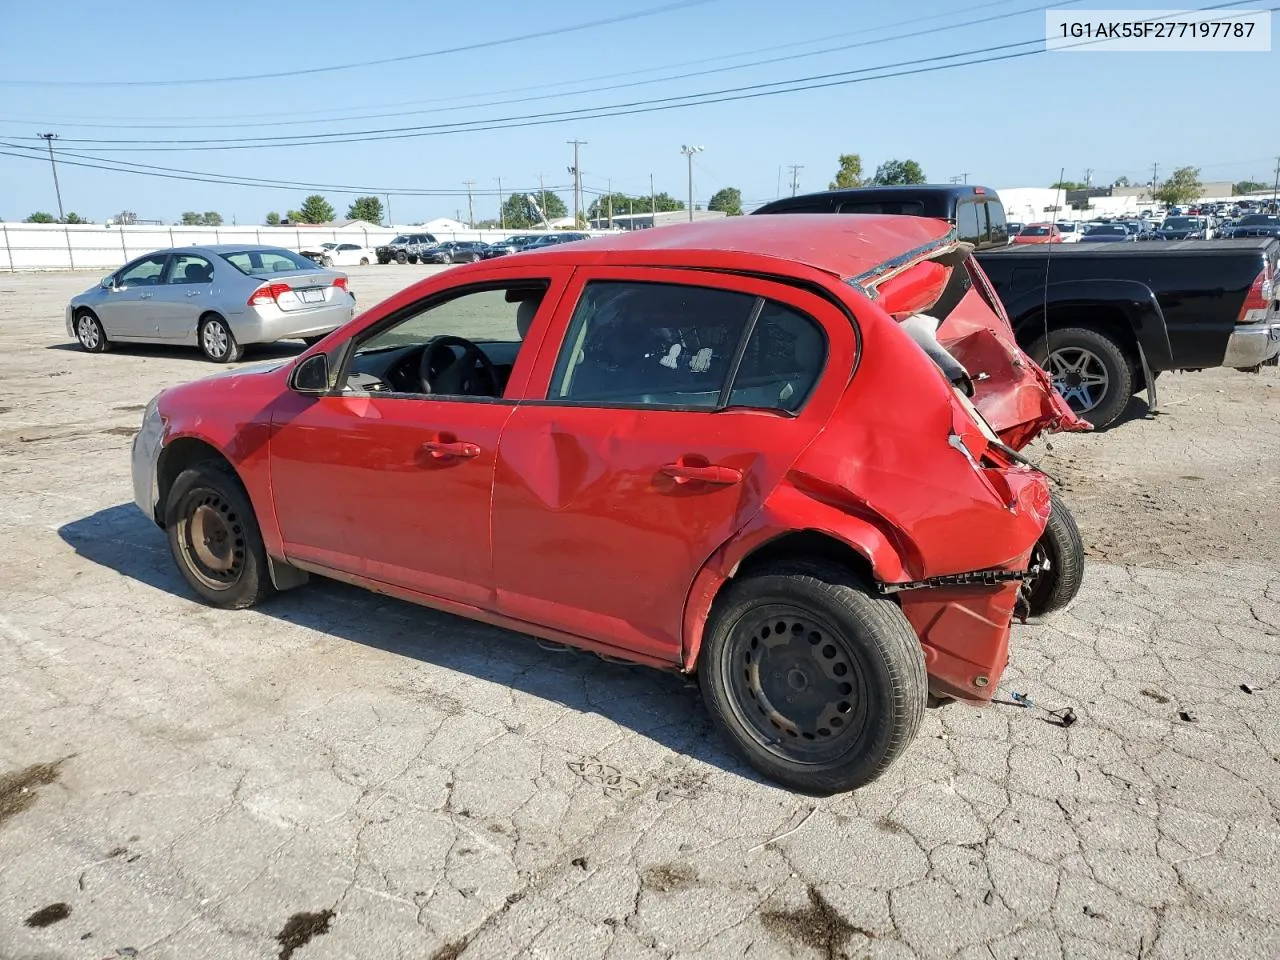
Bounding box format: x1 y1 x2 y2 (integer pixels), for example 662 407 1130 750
681 482 912 673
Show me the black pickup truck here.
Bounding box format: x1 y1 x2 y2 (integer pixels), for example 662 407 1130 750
754 185 1280 427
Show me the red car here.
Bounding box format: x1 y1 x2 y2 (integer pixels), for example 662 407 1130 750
1012 223 1062 244
133 216 1058 793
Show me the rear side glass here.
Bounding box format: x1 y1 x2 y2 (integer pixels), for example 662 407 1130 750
956 202 982 244
728 302 826 412
985 202 1008 245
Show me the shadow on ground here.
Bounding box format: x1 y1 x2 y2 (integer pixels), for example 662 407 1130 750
58 504 751 782
48 341 306 363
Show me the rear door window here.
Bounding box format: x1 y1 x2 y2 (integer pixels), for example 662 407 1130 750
166 254 214 284
547 281 826 412
956 201 982 244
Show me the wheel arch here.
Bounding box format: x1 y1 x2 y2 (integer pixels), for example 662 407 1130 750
156 437 239 529
681 509 912 674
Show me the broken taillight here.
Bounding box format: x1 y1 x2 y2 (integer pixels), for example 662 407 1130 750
248 282 292 306
1238 258 1274 324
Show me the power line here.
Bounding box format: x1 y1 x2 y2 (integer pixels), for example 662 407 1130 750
14 3 1259 153
0 0 1084 132
0 0 1035 126
0 142 571 196
0 1 714 88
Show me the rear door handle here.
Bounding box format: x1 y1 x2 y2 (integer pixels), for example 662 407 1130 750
422 440 480 459
139 292 153 299
186 290 201 297
662 462 743 485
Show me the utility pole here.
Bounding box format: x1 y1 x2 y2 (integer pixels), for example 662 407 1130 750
567 139 587 227
462 180 476 228
38 133 64 222
606 177 613 229
1271 157 1279 212
495 177 504 230
776 165 783 199
1151 162 1160 198
681 145 704 221
787 163 803 197
650 173 656 228
385 194 392 226
1084 168 1093 189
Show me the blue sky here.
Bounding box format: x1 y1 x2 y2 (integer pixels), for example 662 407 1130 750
1 0 1275 224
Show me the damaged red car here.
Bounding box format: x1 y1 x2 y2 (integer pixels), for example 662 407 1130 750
134 216 1058 793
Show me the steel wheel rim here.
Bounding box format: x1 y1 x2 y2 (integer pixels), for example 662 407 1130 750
77 315 99 348
724 603 870 764
177 491 245 589
203 322 228 358
1025 536 1054 608
1047 346 1109 412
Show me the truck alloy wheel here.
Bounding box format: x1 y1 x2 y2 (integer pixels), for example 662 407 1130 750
1028 327 1133 429
700 561 925 794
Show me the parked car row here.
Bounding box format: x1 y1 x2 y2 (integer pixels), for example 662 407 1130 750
374 231 594 264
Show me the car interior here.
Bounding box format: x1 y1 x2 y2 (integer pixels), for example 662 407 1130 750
342 285 546 398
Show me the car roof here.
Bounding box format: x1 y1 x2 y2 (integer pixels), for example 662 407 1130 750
511 215 954 282
141 244 302 255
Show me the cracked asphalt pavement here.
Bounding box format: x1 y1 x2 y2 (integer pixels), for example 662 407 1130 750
2 268 1279 959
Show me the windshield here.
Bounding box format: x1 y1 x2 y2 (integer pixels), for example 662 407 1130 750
1057 222 1077 232
1161 218 1195 230
1020 225 1051 236
390 235 412 244
1086 225 1126 235
221 248 320 276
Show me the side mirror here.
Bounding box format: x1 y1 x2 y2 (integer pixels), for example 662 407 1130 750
101 276 116 290
291 353 329 394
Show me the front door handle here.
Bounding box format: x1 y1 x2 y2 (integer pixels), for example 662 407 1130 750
662 462 743 485
139 292 153 299
186 290 202 297
422 439 480 459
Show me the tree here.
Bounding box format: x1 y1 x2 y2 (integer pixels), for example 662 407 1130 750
181 211 202 225
647 191 685 213
63 212 84 224
114 211 138 225
296 195 335 224
586 191 635 221
24 212 56 223
502 190 568 228
346 196 384 224
707 187 743 216
1153 166 1202 206
870 159 926 186
1234 180 1267 195
265 211 281 225
203 211 223 227
1050 180 1086 192
1113 175 1131 188
829 154 864 190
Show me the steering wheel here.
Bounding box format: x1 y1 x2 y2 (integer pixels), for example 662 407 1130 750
418 335 501 397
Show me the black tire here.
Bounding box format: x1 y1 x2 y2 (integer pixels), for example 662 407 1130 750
1025 490 1085 618
165 462 276 610
377 256 390 265
439 253 453 264
359 257 369 266
395 251 408 264
74 309 110 353
1027 326 1134 429
699 561 926 794
407 255 419 264
199 314 243 363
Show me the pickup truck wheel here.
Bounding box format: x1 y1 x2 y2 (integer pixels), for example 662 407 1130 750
700 561 926 794
1024 491 1085 618
395 251 408 264
165 462 276 610
1028 327 1133 429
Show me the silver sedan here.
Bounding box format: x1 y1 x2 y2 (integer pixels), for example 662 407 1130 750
66 245 356 362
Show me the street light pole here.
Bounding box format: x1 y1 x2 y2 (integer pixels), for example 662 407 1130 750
681 145 704 222
39 133 64 222
495 177 504 230
567 140 587 227
462 180 476 228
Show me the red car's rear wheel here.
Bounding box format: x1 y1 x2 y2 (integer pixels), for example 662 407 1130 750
700 561 925 794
